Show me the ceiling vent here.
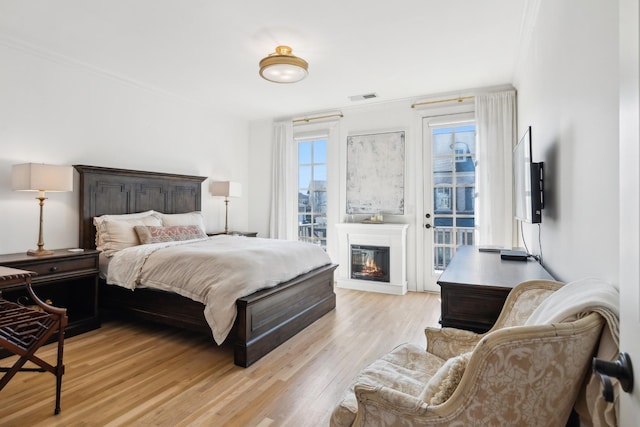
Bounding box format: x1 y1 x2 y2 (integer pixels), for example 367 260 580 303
349 93 378 101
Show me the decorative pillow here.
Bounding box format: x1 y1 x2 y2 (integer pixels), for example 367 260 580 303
420 352 472 405
93 210 158 248
95 214 163 257
134 225 207 244
156 211 206 233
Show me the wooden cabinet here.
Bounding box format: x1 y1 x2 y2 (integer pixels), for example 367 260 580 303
0 249 100 339
437 246 554 333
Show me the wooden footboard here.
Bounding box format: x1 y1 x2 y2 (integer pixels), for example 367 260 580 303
100 264 337 367
233 263 337 367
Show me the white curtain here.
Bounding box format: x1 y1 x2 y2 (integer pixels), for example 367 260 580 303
269 120 295 239
475 90 517 248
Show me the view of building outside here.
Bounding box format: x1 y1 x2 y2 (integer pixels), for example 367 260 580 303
298 138 327 247
432 124 476 270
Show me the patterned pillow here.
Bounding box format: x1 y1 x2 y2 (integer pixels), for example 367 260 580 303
421 352 472 405
134 225 207 244
95 214 163 257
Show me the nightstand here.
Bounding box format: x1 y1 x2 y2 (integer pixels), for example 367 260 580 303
0 248 100 340
207 231 258 237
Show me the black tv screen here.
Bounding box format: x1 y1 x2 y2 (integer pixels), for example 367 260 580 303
513 126 543 223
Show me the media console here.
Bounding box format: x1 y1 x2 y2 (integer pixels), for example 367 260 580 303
437 246 554 332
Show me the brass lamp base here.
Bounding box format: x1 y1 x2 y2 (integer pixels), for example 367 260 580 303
27 194 54 257
27 248 55 257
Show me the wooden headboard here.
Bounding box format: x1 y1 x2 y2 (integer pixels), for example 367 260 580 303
74 165 207 250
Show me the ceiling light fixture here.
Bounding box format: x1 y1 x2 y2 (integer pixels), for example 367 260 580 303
259 45 308 83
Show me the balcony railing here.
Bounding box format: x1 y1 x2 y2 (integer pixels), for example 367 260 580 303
433 226 475 271
298 222 326 248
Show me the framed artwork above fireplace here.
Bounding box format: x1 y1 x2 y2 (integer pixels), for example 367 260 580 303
346 130 405 215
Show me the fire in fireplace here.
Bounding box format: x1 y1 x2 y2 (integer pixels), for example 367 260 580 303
351 245 390 282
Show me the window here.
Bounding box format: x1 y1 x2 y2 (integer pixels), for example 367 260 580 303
297 138 327 247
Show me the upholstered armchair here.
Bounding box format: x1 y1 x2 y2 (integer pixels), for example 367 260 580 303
424 279 563 360
331 280 605 427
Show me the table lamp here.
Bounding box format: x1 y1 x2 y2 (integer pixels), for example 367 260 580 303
210 181 241 234
12 163 73 256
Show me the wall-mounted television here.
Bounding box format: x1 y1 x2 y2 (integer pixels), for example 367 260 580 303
513 126 544 223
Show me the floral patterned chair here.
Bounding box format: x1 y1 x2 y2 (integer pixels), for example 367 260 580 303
331 279 606 427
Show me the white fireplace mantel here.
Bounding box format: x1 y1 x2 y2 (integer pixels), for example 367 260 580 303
335 223 409 295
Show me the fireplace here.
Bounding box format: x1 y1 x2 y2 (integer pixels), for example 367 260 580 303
351 245 390 282
336 223 408 295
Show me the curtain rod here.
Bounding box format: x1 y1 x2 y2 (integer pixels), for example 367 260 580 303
411 95 475 109
292 113 344 123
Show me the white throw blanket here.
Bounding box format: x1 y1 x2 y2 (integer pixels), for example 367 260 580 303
525 277 620 427
525 277 619 343
106 235 332 344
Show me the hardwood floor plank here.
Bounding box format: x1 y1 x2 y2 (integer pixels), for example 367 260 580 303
0 288 440 426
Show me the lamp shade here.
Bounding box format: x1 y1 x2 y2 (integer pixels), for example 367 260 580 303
210 181 242 198
11 163 73 192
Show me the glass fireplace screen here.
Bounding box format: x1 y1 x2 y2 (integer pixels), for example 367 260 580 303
351 244 390 282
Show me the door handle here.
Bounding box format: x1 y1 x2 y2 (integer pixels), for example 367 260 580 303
592 352 634 402
425 224 432 229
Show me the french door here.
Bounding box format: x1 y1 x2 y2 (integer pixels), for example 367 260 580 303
422 114 477 290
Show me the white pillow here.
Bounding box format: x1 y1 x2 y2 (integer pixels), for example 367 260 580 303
94 212 162 257
420 352 471 405
156 211 206 233
94 210 158 248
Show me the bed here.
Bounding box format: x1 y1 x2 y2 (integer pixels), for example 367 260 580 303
74 164 337 367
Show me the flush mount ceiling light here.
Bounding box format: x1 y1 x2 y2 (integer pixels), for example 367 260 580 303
259 45 308 83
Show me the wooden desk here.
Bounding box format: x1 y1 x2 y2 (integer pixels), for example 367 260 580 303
437 246 554 332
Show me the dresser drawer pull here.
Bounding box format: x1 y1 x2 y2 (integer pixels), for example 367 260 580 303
50 266 58 272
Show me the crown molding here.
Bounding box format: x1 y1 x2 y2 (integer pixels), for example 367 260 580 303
0 34 208 109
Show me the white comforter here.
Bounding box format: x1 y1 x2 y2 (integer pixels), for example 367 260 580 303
106 235 332 344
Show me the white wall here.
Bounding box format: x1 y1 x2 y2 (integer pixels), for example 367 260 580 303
0 42 250 254
513 0 619 283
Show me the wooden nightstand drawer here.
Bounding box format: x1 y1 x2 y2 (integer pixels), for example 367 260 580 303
0 249 101 348
21 256 97 278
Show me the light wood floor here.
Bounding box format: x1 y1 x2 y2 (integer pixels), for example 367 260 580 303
0 288 440 427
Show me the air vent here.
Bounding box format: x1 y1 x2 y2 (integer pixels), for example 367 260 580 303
349 93 378 101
